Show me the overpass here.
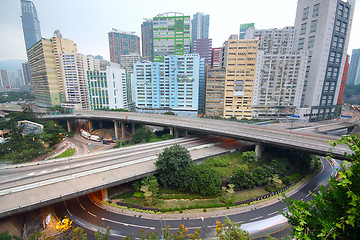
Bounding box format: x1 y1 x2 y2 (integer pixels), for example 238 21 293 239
0 136 244 219
42 109 352 160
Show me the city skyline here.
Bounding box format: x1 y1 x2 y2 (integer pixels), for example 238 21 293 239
1 0 359 62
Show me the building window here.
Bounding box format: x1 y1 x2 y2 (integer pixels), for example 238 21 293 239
298 38 305 50
329 51 336 64
310 20 317 32
344 6 349 19
327 67 333 78
335 52 342 64
303 7 309 20
333 67 339 78
313 4 320 17
338 37 344 49
335 20 341 33
308 36 315 48
300 23 307 35
337 4 344 18
332 36 338 48
341 22 347 35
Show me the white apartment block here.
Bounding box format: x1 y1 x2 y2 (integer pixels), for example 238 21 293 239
253 51 308 118
87 62 128 110
61 53 100 110
294 0 355 121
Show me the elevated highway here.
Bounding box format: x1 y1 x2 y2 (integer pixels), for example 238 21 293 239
42 109 352 160
0 136 244 218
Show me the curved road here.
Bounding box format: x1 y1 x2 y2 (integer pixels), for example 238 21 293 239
54 158 340 239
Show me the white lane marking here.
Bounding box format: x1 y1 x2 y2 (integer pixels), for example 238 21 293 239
306 192 312 198
101 217 155 230
79 203 85 210
331 171 334 176
40 170 47 174
249 216 263 221
267 211 277 216
88 211 96 217
313 187 318 191
27 172 35 176
88 196 104 209
53 168 59 171
66 208 72 216
75 219 85 226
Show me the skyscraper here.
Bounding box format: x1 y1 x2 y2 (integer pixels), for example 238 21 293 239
141 19 153 61
191 12 210 41
347 49 360 85
293 0 355 121
108 29 140 64
21 0 42 50
27 34 77 107
205 68 225 117
22 62 32 85
153 12 191 62
338 55 349 105
211 48 222 68
222 37 258 119
193 39 212 66
239 23 254 39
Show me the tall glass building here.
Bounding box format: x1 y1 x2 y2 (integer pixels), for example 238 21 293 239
21 0 42 50
347 49 360 85
108 29 140 64
191 12 210 40
141 19 153 61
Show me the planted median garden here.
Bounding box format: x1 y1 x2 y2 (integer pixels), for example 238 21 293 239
106 144 320 213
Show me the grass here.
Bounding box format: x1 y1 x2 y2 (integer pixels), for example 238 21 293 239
51 148 75 159
233 186 271 202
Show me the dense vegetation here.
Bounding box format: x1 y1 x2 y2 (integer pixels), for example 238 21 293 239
114 126 173 148
0 91 35 103
0 109 67 163
282 135 360 239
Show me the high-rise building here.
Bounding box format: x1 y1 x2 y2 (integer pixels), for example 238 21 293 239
211 48 222 68
27 34 77 107
193 39 212 66
153 13 191 62
191 12 210 40
87 63 128 110
0 70 10 88
244 27 295 54
293 0 355 121
338 55 349 105
205 68 225 117
60 53 100 110
141 19 153 61
239 23 254 39
108 29 140 64
134 54 203 117
22 62 32 85
347 49 360 85
21 0 42 50
222 37 258 119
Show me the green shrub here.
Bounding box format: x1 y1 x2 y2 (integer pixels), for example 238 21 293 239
111 191 134 199
134 191 144 199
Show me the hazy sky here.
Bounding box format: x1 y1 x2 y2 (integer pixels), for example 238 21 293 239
0 0 359 61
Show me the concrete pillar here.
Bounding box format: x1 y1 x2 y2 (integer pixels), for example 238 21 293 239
121 122 126 140
88 120 93 132
174 127 179 138
184 130 189 136
99 121 103 128
102 188 108 201
131 123 135 135
114 120 120 140
66 120 71 133
255 144 263 160
169 127 174 136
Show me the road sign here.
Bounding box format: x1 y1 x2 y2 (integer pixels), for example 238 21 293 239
340 115 351 118
46 214 51 224
289 114 300 118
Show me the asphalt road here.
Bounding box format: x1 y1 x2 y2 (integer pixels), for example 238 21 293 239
54 157 340 239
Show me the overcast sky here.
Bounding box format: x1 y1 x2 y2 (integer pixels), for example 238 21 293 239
0 0 359 61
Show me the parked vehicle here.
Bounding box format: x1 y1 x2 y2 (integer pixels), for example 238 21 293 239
102 138 117 144
80 129 90 139
89 135 101 142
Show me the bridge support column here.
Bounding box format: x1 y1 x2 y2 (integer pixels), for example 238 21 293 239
170 127 174 136
99 120 103 128
255 144 263 160
184 130 188 136
88 120 93 132
102 188 108 201
66 120 71 133
174 128 179 138
121 122 126 140
114 120 120 140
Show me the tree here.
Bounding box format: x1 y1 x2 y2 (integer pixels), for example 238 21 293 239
282 135 360 239
140 175 159 205
94 223 110 240
132 126 152 144
215 218 251 240
229 169 256 190
189 164 222 196
68 226 87 240
155 144 192 187
242 151 256 162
